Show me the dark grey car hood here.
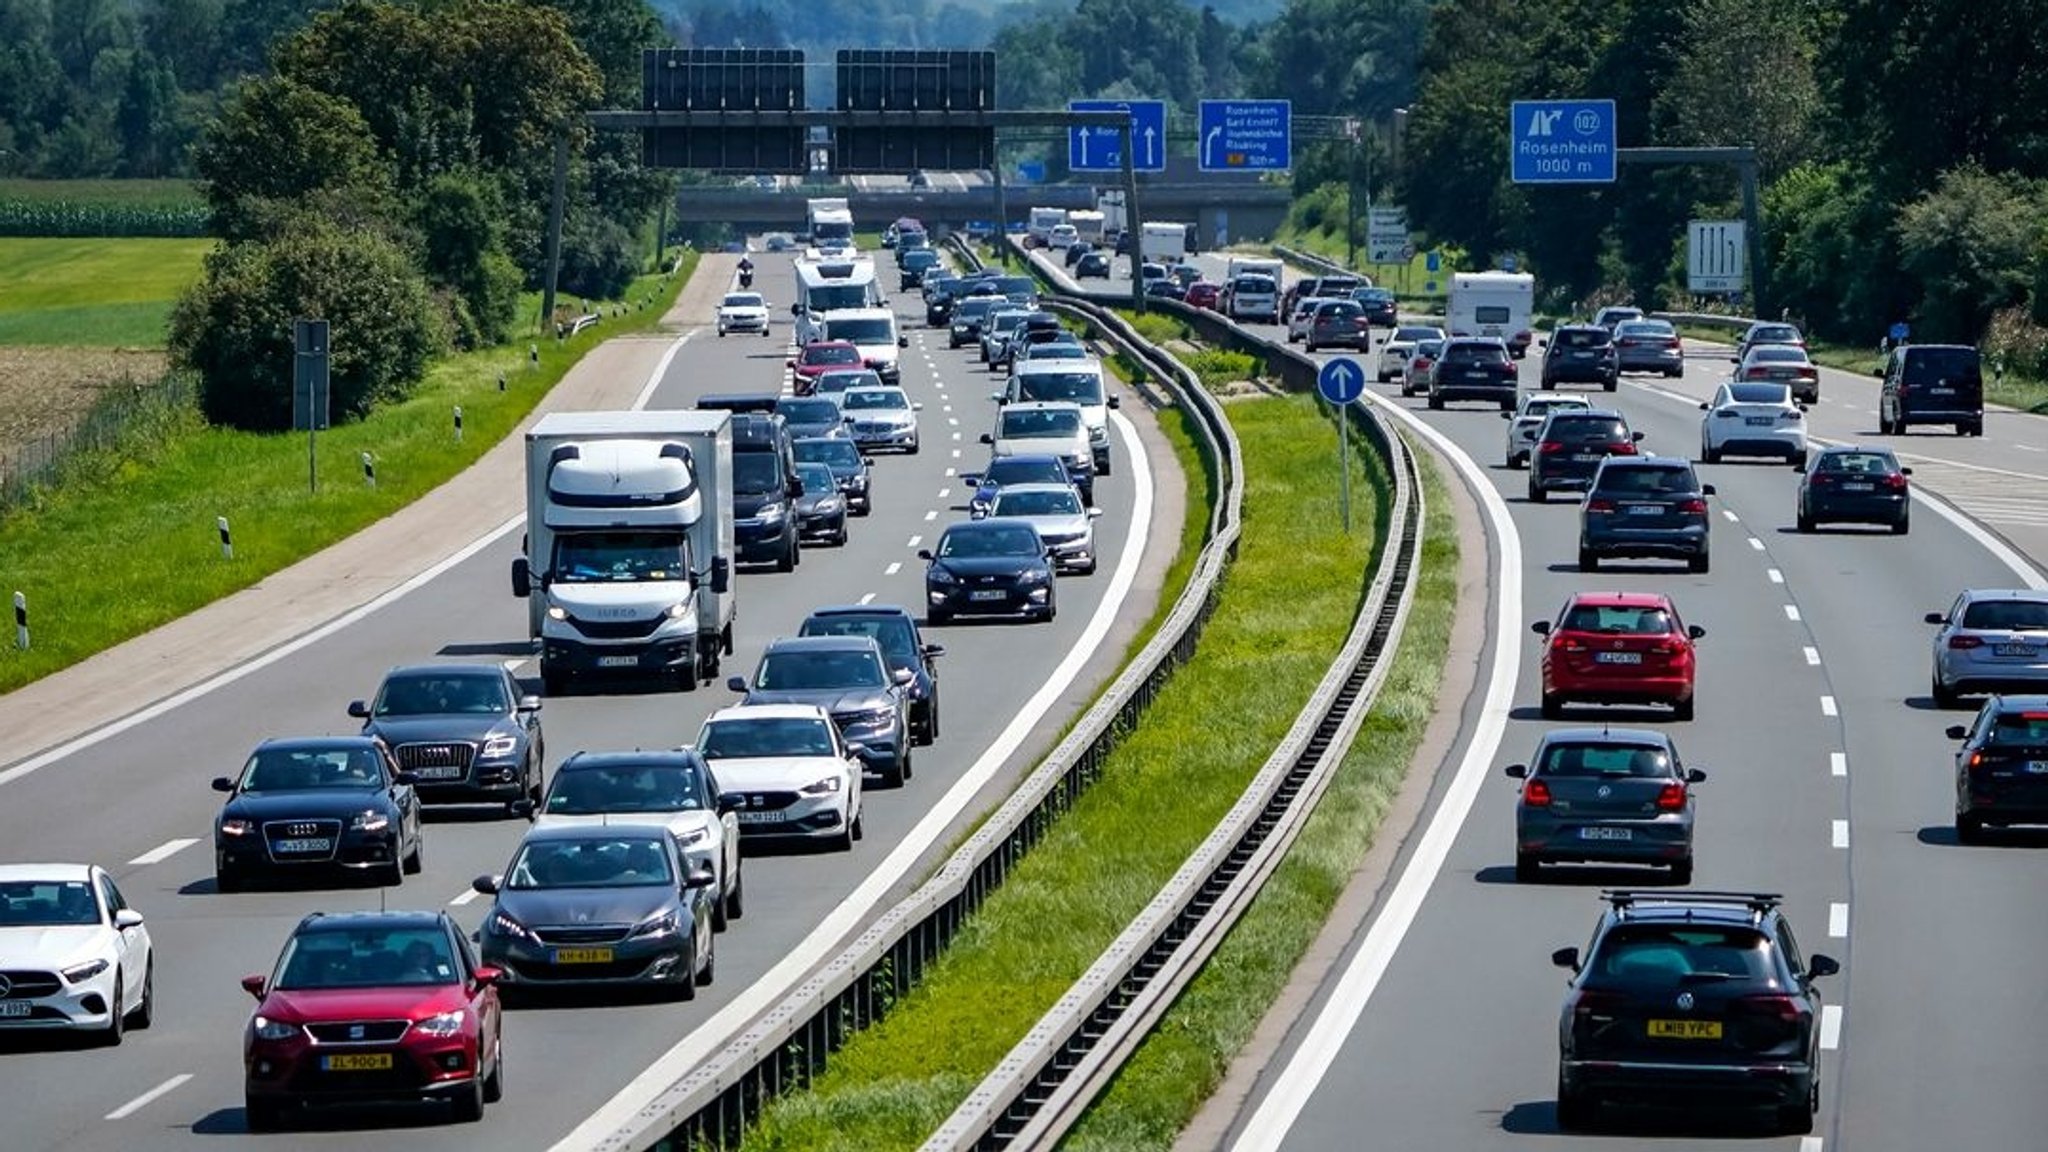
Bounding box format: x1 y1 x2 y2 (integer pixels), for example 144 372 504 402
494 885 680 928
363 715 511 744
741 686 894 714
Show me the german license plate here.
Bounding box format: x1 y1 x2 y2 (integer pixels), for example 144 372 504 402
1579 827 1633 840
1843 482 1873 492
2026 761 2048 774
1931 386 1955 394
1627 504 1661 515
275 838 331 853
736 811 782 824
1745 415 1776 425
411 765 462 780
1463 371 1490 382
0 1002 31 1017
970 589 1007 602
596 655 639 668
1573 453 1602 463
552 947 614 964
1595 651 1643 664
1573 351 1594 359
1995 644 2038 658
322 1052 394 1071
1648 1019 1723 1040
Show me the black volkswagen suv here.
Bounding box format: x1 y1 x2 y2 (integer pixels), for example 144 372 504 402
1948 694 2048 842
725 635 915 785
1428 339 1520 410
799 605 945 745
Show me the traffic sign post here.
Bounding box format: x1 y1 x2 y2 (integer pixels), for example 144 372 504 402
1510 99 1616 183
1068 99 1166 173
1317 358 1366 533
1198 99 1292 172
1687 219 1745 293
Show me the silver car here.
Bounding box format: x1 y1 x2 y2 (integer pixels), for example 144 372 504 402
1377 325 1447 382
1501 392 1592 469
1928 589 2048 707
839 386 922 454
1506 727 1704 884
979 481 1101 574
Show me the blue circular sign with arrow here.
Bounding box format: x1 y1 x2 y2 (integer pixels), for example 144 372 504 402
1317 356 1367 405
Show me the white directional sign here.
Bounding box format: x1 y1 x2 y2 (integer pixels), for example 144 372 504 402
1688 219 1745 293
1366 205 1409 264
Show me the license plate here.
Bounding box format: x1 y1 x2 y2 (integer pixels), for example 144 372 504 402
596 655 639 668
321 1053 394 1071
736 811 783 824
1463 371 1490 382
1579 827 1633 840
1626 504 1661 515
1573 453 1602 463
1595 651 1643 664
0 1002 30 1017
1648 1019 1723 1040
552 947 614 964
1931 386 1955 394
2026 761 2048 775
1842 482 1873 492
411 765 463 780
1573 351 1594 359
1995 644 2039 658
1745 416 1776 426
970 589 1008 602
275 838 331 853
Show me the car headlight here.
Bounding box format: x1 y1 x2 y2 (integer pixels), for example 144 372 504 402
219 817 254 837
547 605 568 621
1019 568 1051 584
350 810 390 832
252 1015 299 1041
849 706 896 728
675 826 710 847
757 502 785 523
62 959 108 984
480 735 518 758
488 911 534 941
666 601 693 619
927 566 957 585
819 497 843 513
630 910 681 939
1090 426 1109 444
799 775 843 795
413 1009 467 1038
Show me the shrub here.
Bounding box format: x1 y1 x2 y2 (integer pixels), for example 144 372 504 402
558 215 640 301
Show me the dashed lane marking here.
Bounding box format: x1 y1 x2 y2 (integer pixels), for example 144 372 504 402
1785 604 1802 621
128 838 199 866
1829 902 1848 937
884 562 902 576
1831 752 1847 777
1803 646 1821 665
1831 818 1849 847
1821 695 1838 717
1819 1004 1844 1049
1768 568 1785 584
104 1074 192 1121
858 592 878 605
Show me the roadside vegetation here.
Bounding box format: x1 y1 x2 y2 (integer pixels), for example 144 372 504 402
736 391 1394 1150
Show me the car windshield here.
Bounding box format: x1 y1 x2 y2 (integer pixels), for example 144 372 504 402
0 880 99 926
796 438 861 467
993 489 1082 516
1235 275 1276 292
797 463 838 494
1561 604 1676 634
545 764 706 814
1539 743 1673 778
955 299 998 320
1960 599 2048 631
505 836 673 889
1596 466 1700 496
1728 383 1792 405
754 648 885 690
1546 416 1628 443
1014 372 1103 404
240 747 384 791
699 717 837 759
1813 451 1895 475
825 318 894 345
1556 328 1610 348
1025 344 1087 361
990 312 1030 334
777 399 841 424
721 294 763 309
554 530 687 582
1590 925 1772 984
940 526 1040 557
733 453 782 493
273 927 459 989
983 458 1067 486
374 673 507 716
805 284 873 311
843 389 907 411
802 616 916 665
801 345 860 367
816 370 881 394
1000 408 1082 437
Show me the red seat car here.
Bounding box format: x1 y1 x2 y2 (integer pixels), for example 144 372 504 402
1533 592 1704 721
241 910 503 1130
1183 281 1222 310
788 340 862 396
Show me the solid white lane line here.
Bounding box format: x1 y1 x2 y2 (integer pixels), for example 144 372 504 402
1722 508 1739 523
128 837 199 866
2017 443 2043 453
1785 604 1802 621
1803 646 1821 666
1831 752 1848 777
1831 819 1849 848
104 1073 192 1120
906 535 923 548
1819 1004 1844 1050
1821 695 1838 716
1768 568 1785 584
1829 902 1849 938
449 889 481 907
884 562 902 576
858 592 877 605
1747 536 1764 551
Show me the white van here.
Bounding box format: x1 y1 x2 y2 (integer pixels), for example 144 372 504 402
999 359 1119 474
1227 274 1280 323
821 308 907 386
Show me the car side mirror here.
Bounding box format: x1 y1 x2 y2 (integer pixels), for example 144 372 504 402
1806 954 1841 980
917 549 935 561
1108 396 1121 409
1499 410 1512 419
1537 338 1548 348
348 699 371 719
1946 725 1969 740
786 358 798 369
726 675 748 692
790 303 802 316
511 557 531 598
471 964 502 988
1900 466 1913 475
845 741 868 759
1631 431 1646 441
912 402 924 411
979 433 994 445
394 771 419 787
241 974 267 1000
1699 484 1715 496
211 776 236 793
1698 401 1709 411
711 555 731 595
685 865 717 889
1792 462 1807 473
509 798 537 821
1504 764 1528 779
860 456 875 466
892 669 915 685
717 791 742 814
898 335 909 348
1530 621 1552 636
923 644 946 658
1924 611 1946 625
1687 624 1706 639
1685 768 1707 784
1551 947 1580 972
114 908 145 929
959 474 980 487
470 874 501 897
1088 507 1103 518
990 392 1003 402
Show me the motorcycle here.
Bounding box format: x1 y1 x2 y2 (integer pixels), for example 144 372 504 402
739 268 754 289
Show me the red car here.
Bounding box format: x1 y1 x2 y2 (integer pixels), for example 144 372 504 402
1183 281 1222 310
241 910 504 1130
788 340 862 396
1532 592 1704 721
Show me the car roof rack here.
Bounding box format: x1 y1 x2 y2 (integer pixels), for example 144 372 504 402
1604 890 1781 917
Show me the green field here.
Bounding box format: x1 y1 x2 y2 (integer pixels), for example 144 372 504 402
0 178 201 205
0 237 212 346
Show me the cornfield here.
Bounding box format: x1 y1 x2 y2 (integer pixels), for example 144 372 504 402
0 201 210 238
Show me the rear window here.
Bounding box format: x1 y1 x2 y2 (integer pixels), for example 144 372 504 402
1317 302 1362 318
1545 416 1628 442
1959 599 2048 631
1617 320 1675 338
1444 342 1508 364
1902 347 1982 387
1729 383 1792 404
1556 328 1611 349
1539 743 1673 778
1560 604 1675 634
1750 346 1808 363
1594 464 1701 496
1590 926 1773 984
1812 451 1896 474
1474 305 1512 324
1234 275 1276 292
1987 710 2048 746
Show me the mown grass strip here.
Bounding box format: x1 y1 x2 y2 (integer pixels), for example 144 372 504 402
0 237 213 346
735 392 1388 1151
0 256 695 694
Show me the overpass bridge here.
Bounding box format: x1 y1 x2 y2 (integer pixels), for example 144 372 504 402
669 183 1292 244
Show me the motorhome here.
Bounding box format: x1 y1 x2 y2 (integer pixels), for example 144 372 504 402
791 256 884 345
1067 209 1106 245
1447 271 1536 359
1140 221 1189 265
1028 206 1069 247
807 197 853 245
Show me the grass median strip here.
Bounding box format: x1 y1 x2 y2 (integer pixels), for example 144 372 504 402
736 392 1389 1151
0 257 694 694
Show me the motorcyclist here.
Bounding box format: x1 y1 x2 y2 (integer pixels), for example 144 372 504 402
738 256 755 288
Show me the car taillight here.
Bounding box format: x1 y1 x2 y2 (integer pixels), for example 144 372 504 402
1678 498 1708 514
1609 442 1637 455
1655 783 1687 811
1666 338 1682 351
1539 440 1566 455
1883 473 1908 489
1949 636 1983 649
1586 498 1616 513
1523 779 1553 807
1783 409 1802 420
1515 330 1532 344
1732 994 1802 1023
1799 367 1818 380
1572 989 1626 1021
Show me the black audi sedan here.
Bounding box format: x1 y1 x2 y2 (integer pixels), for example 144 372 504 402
799 604 945 745
349 663 542 813
213 737 424 891
920 519 1057 625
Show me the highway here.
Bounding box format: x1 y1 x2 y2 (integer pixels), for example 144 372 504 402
0 250 1173 1149
1176 255 2048 1150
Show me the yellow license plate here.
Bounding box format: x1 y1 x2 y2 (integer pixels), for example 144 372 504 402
553 947 614 964
321 1052 394 1071
1647 1019 1723 1040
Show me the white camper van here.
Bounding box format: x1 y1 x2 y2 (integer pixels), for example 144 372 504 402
1446 271 1536 358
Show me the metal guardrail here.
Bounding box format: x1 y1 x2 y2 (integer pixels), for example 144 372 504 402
559 312 601 338
594 232 1247 1152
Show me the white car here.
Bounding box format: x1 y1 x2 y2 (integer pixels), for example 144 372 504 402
1284 299 1320 343
981 400 1095 501
1700 380 1808 465
822 308 907 385
1501 391 1594 469
695 704 864 849
0 863 154 1043
980 481 1101 574
716 292 770 338
840 386 922 454
531 750 743 930
1378 324 1447 382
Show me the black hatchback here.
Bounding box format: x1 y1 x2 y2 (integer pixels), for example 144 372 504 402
1541 325 1619 390
1579 457 1715 573
1947 695 2048 842
1795 445 1911 534
1429 339 1520 410
1552 890 1839 1134
1528 410 1644 501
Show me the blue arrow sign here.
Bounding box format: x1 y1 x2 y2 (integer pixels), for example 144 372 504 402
1317 356 1366 405
1068 99 1167 173
1199 99 1291 172
1509 99 1616 184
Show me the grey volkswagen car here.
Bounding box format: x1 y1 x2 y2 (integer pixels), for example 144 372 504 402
349 663 543 813
726 635 916 785
1506 727 1705 884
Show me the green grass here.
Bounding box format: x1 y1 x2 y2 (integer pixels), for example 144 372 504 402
735 393 1389 1151
0 255 696 694
0 237 213 346
0 179 201 205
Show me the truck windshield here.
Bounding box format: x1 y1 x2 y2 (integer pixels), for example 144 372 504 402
806 284 872 311
553 531 689 583
826 318 895 344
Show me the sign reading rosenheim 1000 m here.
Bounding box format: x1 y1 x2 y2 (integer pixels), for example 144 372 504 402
1509 99 1617 184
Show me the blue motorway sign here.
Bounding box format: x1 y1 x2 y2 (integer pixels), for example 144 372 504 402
1316 357 1366 406
1199 99 1291 172
1068 100 1167 173
1509 99 1616 183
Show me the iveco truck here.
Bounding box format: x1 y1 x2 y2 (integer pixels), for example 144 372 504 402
512 410 736 695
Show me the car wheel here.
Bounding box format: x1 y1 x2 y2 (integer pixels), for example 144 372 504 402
777 536 797 573
929 608 951 626
450 1068 486 1123
1778 1085 1817 1136
696 932 716 987
726 864 744 921
1527 482 1547 504
1892 512 1909 535
1797 509 1815 533
1602 379 1617 392
1956 810 1986 844
675 945 698 1002
675 659 698 692
907 437 920 455
1304 341 1316 352
245 1098 286 1133
527 765 544 810
1515 854 1542 884
99 977 124 1047
1540 692 1564 720
1932 670 1960 708
1673 696 1696 722
216 865 244 894
1968 421 1984 437
128 959 154 1030
835 818 856 851
1555 1072 1596 1132
1701 441 1720 464
1666 368 1682 378
542 670 567 697
403 832 423 875
1578 549 1597 573
381 850 404 888
711 870 729 932
1688 553 1710 574
1669 858 1694 886
835 523 850 546
481 1034 505 1104
1427 394 1443 410
1792 450 1809 469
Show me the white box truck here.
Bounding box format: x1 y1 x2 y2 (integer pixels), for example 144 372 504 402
1096 191 1127 236
511 410 736 695
1027 206 1069 248
1140 221 1189 265
807 197 853 245
1447 271 1536 358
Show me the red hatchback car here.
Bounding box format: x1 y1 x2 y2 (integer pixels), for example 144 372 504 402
1533 592 1704 721
1183 281 1222 310
241 910 503 1131
788 340 863 395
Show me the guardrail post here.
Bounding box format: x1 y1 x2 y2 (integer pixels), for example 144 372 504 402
453 405 463 443
360 452 376 488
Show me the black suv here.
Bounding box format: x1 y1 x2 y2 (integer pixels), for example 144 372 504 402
1579 456 1715 573
1528 409 1643 502
799 605 945 745
1551 890 1839 1134
1429 338 1520 410
1947 694 2048 842
1879 343 1983 436
1540 325 1620 390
